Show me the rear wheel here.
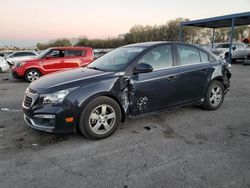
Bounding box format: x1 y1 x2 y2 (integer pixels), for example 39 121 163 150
24 69 41 82
202 80 225 110
79 96 122 139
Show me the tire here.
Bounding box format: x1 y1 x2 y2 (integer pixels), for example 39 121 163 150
24 69 41 82
202 80 225 110
224 53 230 63
0 68 2 73
79 96 122 139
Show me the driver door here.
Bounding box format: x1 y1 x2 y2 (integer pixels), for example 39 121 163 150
129 45 179 115
42 49 64 73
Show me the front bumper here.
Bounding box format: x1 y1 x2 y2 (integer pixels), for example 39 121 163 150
24 114 56 132
11 66 26 78
23 90 77 134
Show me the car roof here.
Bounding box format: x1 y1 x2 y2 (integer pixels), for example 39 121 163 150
123 41 172 48
122 41 205 48
12 51 37 53
49 47 92 50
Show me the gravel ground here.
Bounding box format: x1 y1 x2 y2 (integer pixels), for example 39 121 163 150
0 65 250 188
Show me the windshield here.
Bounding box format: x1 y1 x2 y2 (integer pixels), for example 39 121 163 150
88 47 146 72
37 49 50 59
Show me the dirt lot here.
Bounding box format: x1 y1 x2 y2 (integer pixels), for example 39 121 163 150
0 65 250 188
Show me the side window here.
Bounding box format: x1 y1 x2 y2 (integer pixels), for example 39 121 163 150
20 52 33 56
138 45 173 70
177 45 201 65
199 50 209 62
239 44 244 49
12 52 22 57
25 52 36 56
209 54 216 62
47 50 64 58
65 50 86 57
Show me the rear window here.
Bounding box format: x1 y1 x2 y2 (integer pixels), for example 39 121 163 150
13 52 35 57
65 50 86 57
177 45 201 65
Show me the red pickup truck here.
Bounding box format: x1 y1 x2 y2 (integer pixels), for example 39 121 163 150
12 47 94 82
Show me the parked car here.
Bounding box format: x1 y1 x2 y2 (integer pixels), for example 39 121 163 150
5 51 38 66
0 51 13 57
0 57 10 73
94 49 112 59
22 42 231 139
210 42 250 62
11 47 94 82
243 54 250 65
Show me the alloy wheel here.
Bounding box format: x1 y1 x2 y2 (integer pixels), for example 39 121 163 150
27 71 40 82
209 86 222 106
89 104 116 135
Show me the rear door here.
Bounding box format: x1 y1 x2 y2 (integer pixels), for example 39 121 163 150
130 44 179 115
175 44 211 104
233 43 247 59
59 50 84 69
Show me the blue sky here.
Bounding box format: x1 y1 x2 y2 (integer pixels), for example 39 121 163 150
0 0 249 47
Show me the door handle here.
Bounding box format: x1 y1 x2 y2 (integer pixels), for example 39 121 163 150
166 75 176 81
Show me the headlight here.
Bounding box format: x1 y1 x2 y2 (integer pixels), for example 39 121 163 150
16 62 25 67
41 90 70 104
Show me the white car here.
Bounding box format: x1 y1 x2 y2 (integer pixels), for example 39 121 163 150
5 51 38 66
0 57 10 73
211 42 250 62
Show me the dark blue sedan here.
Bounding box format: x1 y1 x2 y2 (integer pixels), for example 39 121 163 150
22 42 231 139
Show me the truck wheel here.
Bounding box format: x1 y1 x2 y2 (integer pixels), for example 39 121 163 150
24 69 41 82
202 81 225 110
79 96 122 140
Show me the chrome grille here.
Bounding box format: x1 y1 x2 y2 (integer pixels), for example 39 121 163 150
23 95 33 108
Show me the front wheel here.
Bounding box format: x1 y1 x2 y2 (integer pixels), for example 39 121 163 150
24 69 41 82
202 81 225 110
79 96 122 139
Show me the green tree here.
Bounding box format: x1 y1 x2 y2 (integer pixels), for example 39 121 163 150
37 39 72 50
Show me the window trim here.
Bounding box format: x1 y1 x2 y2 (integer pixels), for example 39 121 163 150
198 49 210 63
176 44 204 66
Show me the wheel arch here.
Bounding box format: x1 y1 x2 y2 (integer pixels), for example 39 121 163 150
24 68 42 76
76 92 127 130
24 68 43 82
212 76 223 83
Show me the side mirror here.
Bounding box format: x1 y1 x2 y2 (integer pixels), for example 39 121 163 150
232 46 236 51
134 63 153 74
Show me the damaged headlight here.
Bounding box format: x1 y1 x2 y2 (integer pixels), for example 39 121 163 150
41 90 70 104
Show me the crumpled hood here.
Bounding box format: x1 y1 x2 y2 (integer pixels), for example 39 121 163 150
29 68 115 93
